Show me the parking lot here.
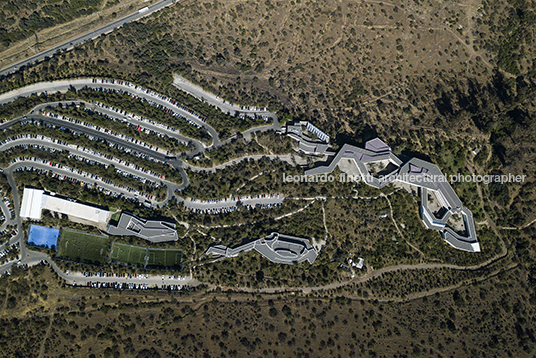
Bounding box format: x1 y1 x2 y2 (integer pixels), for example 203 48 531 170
68 270 194 291
184 193 285 214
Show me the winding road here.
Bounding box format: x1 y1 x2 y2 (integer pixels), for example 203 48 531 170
0 76 513 301
0 0 177 78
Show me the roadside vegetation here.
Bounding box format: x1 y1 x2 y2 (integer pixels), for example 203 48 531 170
73 88 213 145
50 104 189 154
1 257 536 357
0 147 168 200
0 122 183 184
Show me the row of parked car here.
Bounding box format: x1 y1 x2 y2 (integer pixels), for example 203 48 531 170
20 117 163 166
87 107 184 150
1 229 17 241
91 78 207 126
188 193 281 205
187 201 282 215
2 196 15 220
41 110 166 155
15 131 165 180
81 271 149 278
84 282 150 289
0 241 18 261
95 86 206 130
76 281 190 291
93 100 178 134
115 168 160 187
12 164 154 204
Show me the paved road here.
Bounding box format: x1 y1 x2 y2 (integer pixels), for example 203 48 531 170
6 160 171 204
0 137 170 184
0 200 11 224
183 194 284 212
0 78 289 160
6 157 287 211
0 0 176 77
0 78 285 151
0 246 198 289
0 78 221 148
173 74 279 122
0 78 299 285
1 113 168 162
79 100 205 156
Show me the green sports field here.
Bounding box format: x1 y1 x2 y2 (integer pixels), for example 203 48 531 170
146 248 183 269
57 230 110 265
110 242 148 267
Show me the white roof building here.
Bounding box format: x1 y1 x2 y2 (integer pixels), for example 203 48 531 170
20 188 44 220
20 188 110 223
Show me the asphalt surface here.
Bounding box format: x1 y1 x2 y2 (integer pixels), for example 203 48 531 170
0 138 168 184
80 100 205 156
173 74 280 122
6 160 167 203
1 113 168 162
0 78 296 284
0 0 176 78
0 79 221 148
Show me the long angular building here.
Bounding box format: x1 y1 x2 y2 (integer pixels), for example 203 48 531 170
305 138 480 252
206 232 319 264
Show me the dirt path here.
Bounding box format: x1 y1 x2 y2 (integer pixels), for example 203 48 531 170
500 217 536 231
184 153 308 173
465 161 507 257
253 133 274 155
321 201 329 241
382 193 425 259
215 245 510 296
37 305 57 358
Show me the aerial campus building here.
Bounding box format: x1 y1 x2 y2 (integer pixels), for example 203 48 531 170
284 121 331 155
20 188 110 224
305 138 480 252
205 232 319 264
107 212 178 242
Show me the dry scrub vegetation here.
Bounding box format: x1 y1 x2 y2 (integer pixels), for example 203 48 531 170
1 0 535 230
1 261 536 357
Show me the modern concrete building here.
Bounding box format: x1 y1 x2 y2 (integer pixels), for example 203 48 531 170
284 121 330 154
20 188 110 223
205 232 318 264
305 138 480 252
107 212 178 242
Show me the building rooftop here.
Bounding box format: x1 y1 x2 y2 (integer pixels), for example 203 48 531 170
365 138 391 153
284 121 331 154
206 232 318 264
20 188 110 223
107 212 178 242
305 138 480 252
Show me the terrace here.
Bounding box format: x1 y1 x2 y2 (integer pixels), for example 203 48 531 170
305 138 480 252
205 232 318 265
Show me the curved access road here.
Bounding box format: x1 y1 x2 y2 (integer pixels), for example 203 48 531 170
0 78 221 147
0 113 168 162
0 137 171 183
0 0 176 78
29 100 206 157
5 160 174 206
0 246 200 289
173 74 279 122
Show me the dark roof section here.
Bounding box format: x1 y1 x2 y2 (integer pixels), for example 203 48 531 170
107 212 178 242
206 232 318 264
305 138 480 252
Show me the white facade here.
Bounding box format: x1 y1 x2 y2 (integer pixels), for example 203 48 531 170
20 188 110 223
20 188 44 220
